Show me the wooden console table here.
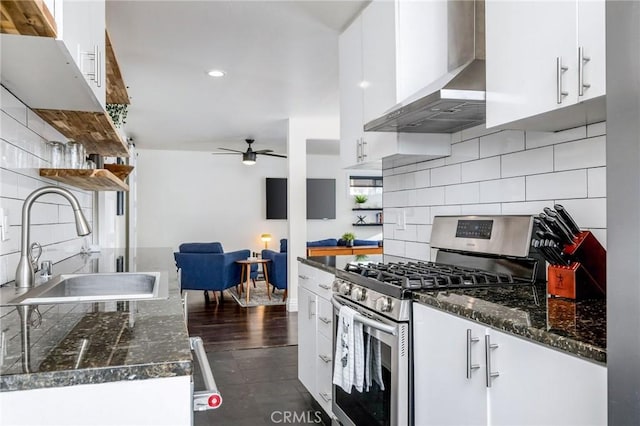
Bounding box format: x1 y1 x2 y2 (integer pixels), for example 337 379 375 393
306 245 383 257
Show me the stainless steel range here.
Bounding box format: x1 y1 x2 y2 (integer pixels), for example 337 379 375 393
331 215 539 426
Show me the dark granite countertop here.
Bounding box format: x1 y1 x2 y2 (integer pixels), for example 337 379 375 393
299 258 606 365
413 284 606 365
0 248 192 392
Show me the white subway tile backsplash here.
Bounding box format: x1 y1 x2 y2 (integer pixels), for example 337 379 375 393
461 124 497 141
0 86 27 126
479 130 524 158
501 201 550 215
431 164 461 186
383 224 395 239
384 240 405 257
383 208 397 224
461 157 500 183
405 242 430 261
588 167 606 197
479 177 525 203
416 225 432 242
406 189 417 207
445 183 480 205
445 139 479 165
395 224 418 241
526 170 587 200
587 122 606 138
406 206 430 224
414 170 430 188
554 136 606 171
415 187 445 206
1 169 18 198
501 147 553 178
415 157 445 170
430 205 462 222
525 126 586 149
555 198 606 228
400 173 416 190
385 174 401 191
460 203 502 215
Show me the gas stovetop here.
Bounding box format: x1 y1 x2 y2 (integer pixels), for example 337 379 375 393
344 261 533 291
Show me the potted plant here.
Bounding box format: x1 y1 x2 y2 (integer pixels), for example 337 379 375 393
354 194 368 208
341 232 356 247
106 103 129 128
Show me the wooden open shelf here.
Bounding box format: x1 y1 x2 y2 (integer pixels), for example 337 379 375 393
352 223 383 227
40 168 130 191
33 109 129 157
1 0 57 37
103 164 134 181
105 30 130 105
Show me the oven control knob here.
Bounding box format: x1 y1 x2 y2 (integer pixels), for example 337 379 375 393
377 297 393 312
351 287 367 302
339 282 352 296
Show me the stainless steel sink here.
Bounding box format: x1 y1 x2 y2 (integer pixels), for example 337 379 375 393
4 272 168 305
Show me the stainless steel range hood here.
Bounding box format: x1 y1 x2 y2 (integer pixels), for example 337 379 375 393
365 0 486 134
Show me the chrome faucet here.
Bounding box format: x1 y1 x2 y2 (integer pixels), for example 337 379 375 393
15 186 92 289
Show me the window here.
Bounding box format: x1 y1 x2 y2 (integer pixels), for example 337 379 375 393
349 175 383 197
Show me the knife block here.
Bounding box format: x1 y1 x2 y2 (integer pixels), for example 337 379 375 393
548 230 606 300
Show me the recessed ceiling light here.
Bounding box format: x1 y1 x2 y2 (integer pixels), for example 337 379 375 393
359 80 370 89
207 70 226 78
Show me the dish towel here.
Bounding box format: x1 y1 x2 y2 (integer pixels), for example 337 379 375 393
332 305 365 393
364 334 385 392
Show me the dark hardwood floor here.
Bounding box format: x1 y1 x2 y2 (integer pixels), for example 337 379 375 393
185 289 298 352
186 290 329 425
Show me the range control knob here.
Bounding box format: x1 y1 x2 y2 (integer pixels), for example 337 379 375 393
339 282 352 296
376 297 393 313
351 287 367 302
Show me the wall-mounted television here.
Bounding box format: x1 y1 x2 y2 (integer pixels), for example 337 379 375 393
266 178 336 220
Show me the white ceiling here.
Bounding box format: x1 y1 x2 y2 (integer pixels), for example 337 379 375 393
106 0 369 155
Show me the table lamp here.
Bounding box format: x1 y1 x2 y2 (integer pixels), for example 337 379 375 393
261 233 272 249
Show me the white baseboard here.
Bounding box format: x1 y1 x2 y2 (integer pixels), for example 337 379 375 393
286 297 298 312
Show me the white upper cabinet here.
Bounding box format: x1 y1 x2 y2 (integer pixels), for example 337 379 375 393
57 0 106 108
486 0 605 129
395 0 448 102
338 0 451 169
0 0 106 112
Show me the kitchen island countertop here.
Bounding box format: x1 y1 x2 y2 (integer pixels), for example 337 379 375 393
0 248 191 392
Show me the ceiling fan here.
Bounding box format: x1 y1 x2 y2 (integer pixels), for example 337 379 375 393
212 139 287 165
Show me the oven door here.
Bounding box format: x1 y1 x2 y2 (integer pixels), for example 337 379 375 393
331 295 410 426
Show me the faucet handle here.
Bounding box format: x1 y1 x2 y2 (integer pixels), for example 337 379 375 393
29 242 42 270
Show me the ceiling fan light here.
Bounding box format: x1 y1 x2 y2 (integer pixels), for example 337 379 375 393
242 151 257 165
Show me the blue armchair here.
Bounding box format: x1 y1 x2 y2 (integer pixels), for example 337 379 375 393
174 242 257 303
262 240 289 301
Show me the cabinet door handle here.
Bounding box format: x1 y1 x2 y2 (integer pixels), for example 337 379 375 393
466 329 480 379
298 274 310 280
356 138 362 162
319 316 331 324
318 284 331 290
308 298 315 320
361 139 367 160
485 335 499 387
95 45 101 88
578 46 591 96
556 56 569 104
319 392 332 402
318 354 332 363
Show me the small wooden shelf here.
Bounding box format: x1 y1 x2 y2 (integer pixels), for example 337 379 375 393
352 223 383 227
352 207 382 211
1 0 57 37
103 164 134 181
33 109 129 157
40 168 130 191
105 30 130 105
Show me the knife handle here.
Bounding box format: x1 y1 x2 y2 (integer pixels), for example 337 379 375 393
554 204 581 235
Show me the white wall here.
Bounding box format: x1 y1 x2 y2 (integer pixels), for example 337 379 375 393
382 122 607 262
0 86 94 285
135 148 372 252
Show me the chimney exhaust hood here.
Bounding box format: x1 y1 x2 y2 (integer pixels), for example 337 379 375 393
365 0 486 134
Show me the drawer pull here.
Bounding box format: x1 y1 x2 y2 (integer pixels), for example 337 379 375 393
319 392 332 402
318 284 331 290
318 316 331 324
298 274 310 280
318 354 332 363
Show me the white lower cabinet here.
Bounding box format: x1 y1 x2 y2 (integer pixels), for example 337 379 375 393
413 303 606 426
297 262 335 417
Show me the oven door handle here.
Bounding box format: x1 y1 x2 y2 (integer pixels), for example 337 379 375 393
190 336 223 411
331 296 397 336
